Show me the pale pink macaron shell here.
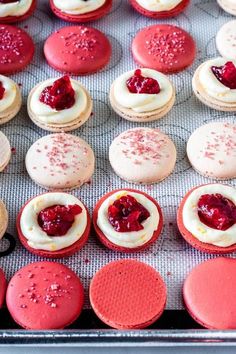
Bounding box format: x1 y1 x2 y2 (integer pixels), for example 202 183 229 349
109 127 176 184
216 20 236 60
187 122 236 180
0 131 11 172
25 133 95 190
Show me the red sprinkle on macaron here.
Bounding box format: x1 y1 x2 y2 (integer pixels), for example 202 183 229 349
211 61 236 89
198 193 236 231
108 194 150 232
126 69 160 94
132 24 196 73
39 76 75 111
38 204 82 236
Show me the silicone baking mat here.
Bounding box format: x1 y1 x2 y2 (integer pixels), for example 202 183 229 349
0 0 235 311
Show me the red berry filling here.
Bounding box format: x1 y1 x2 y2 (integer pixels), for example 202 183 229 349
39 76 75 111
0 81 5 100
211 61 236 89
198 193 236 231
0 0 18 3
108 194 150 232
126 69 160 94
38 204 82 236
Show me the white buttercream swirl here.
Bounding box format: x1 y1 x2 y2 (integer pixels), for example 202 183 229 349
183 184 236 247
53 0 105 15
136 0 182 11
97 190 160 248
0 75 17 113
113 68 173 113
20 193 87 251
198 57 236 103
0 0 32 17
30 78 88 125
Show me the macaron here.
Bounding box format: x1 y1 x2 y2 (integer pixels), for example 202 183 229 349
192 57 236 111
109 127 176 184
177 184 236 254
50 0 112 23
217 0 236 16
0 75 22 125
132 24 196 74
17 192 91 258
187 122 236 180
0 268 6 308
0 199 8 240
6 261 84 329
90 259 167 329
129 0 190 18
44 26 111 75
0 25 34 75
0 0 36 23
109 68 175 122
216 21 236 60
27 76 92 132
25 133 95 190
93 189 163 252
0 131 11 172
183 257 236 329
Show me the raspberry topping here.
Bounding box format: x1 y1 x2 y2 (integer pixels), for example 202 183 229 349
211 61 236 89
38 204 82 236
0 0 18 3
198 193 236 231
108 194 150 232
39 76 75 111
0 81 5 100
126 69 160 94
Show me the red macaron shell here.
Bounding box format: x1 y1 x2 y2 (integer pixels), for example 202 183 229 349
92 189 163 253
16 195 91 259
0 25 34 75
0 268 6 308
44 26 111 75
130 0 190 18
90 259 167 329
50 0 112 23
177 185 236 254
0 0 36 24
132 24 196 73
183 257 236 329
6 262 84 329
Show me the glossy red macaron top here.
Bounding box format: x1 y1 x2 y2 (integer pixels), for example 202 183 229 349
6 261 84 329
44 26 111 75
90 259 167 329
183 257 236 329
132 24 196 73
0 24 34 74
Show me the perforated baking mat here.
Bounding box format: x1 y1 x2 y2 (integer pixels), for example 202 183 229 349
0 0 235 313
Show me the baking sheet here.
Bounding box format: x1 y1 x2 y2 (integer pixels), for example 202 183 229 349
0 0 235 312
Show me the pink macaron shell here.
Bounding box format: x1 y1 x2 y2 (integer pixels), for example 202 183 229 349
6 262 84 329
50 0 112 23
0 0 36 24
0 268 6 308
130 0 190 18
183 257 236 329
44 26 111 75
90 259 167 329
0 25 34 75
132 24 196 73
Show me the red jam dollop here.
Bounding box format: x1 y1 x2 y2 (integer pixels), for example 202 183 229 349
211 61 236 89
108 194 150 232
39 76 75 111
0 81 5 100
0 0 18 3
38 204 82 236
126 69 160 94
198 193 236 231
